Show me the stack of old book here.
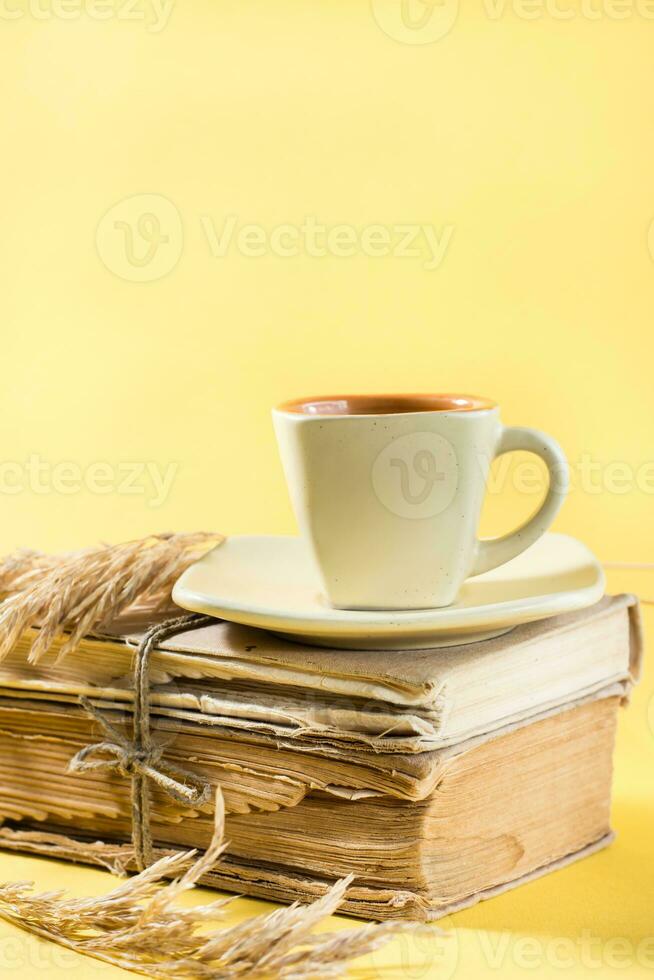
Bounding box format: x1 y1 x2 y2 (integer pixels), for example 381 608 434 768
0 594 641 921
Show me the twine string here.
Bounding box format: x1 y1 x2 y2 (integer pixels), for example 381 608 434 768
68 612 217 870
66 563 653 869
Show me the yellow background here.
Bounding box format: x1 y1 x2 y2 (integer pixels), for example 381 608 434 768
0 1 652 977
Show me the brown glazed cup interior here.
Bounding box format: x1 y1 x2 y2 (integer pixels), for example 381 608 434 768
277 393 495 416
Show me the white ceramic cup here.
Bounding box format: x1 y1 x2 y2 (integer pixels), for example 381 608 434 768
273 393 569 610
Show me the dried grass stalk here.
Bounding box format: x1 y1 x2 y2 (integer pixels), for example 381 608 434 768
0 532 223 663
0 791 418 978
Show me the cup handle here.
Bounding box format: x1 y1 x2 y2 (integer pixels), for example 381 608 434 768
470 426 569 577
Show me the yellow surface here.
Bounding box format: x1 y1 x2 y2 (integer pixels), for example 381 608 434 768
0 2 652 977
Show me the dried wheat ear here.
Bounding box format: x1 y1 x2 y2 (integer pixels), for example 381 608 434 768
0 790 422 979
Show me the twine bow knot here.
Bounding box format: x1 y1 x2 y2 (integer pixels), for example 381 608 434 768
67 612 216 870
69 697 211 809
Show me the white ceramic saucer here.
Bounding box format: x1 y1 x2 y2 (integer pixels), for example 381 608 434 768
172 533 605 650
